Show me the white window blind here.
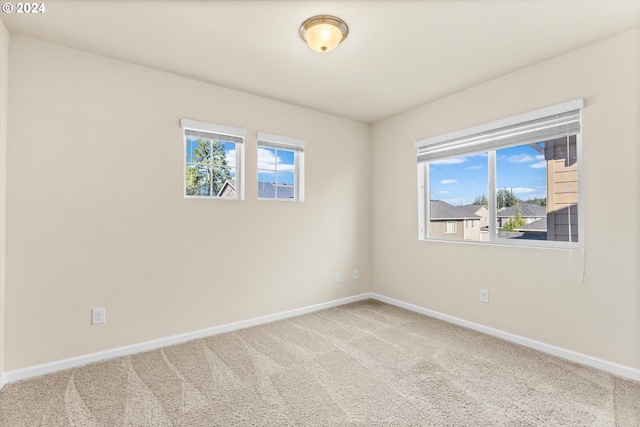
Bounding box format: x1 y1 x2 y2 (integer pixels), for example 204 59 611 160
181 118 247 140
184 129 243 144
257 132 307 151
414 99 583 163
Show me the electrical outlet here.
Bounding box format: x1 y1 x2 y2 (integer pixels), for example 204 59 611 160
353 269 359 280
335 272 341 283
92 307 106 325
480 289 489 304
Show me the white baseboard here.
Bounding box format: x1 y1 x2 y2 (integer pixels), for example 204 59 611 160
2 293 372 386
4 292 638 388
370 293 640 382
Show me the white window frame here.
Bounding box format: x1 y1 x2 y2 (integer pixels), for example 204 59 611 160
415 99 584 249
181 119 246 200
257 132 306 202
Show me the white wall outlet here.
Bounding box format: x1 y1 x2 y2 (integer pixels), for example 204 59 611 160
353 269 359 280
92 307 106 325
335 272 341 283
480 289 489 303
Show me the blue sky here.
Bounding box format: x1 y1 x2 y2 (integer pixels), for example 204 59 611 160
430 143 547 206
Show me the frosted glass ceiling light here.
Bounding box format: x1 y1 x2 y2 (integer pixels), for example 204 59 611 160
299 15 348 53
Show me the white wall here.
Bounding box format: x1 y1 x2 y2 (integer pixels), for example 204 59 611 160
0 18 8 381
4 26 639 377
5 35 370 370
371 29 640 369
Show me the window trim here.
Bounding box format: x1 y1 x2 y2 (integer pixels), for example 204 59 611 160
181 119 246 200
415 100 584 250
257 132 306 202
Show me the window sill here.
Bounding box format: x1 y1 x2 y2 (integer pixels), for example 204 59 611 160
419 237 583 251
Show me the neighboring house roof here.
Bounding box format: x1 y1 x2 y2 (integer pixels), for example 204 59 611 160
217 179 236 197
497 229 548 240
431 200 481 220
518 218 547 231
459 204 488 216
497 203 546 218
258 182 295 199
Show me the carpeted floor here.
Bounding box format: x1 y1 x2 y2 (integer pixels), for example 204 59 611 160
1 299 639 426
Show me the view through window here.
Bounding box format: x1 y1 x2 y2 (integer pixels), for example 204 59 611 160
257 132 306 202
183 126 243 199
417 100 582 248
257 146 296 200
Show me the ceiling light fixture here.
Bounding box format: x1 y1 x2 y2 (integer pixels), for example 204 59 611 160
299 15 349 53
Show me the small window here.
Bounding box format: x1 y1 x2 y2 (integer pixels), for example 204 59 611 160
257 132 306 202
415 99 583 249
181 119 245 200
445 221 457 234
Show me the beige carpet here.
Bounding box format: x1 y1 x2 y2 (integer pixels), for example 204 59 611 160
1 300 639 426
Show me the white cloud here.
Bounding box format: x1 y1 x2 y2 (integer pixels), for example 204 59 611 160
509 187 537 194
440 179 458 185
226 149 236 168
530 161 547 169
257 147 295 173
467 165 482 170
439 191 450 194
509 154 534 163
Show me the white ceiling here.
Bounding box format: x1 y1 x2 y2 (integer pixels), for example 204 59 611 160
3 0 640 123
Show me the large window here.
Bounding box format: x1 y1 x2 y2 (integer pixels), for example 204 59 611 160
181 119 245 199
415 99 583 249
257 132 306 202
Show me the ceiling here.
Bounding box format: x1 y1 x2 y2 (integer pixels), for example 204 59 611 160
2 0 640 123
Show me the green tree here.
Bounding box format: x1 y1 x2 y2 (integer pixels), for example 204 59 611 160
502 203 526 232
473 194 488 207
497 188 519 209
185 138 232 196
